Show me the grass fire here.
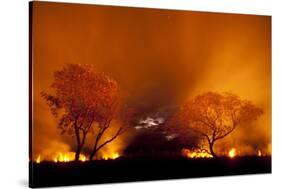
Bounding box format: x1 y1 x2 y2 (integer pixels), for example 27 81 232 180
30 3 271 187
31 63 271 187
101 152 120 160
228 148 237 158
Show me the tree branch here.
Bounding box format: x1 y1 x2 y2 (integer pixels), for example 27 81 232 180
95 126 123 154
215 123 236 141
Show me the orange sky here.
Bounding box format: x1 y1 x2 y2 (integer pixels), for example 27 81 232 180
31 2 271 156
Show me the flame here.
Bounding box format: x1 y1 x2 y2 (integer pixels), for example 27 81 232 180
228 148 236 158
112 152 120 159
35 155 41 163
53 152 88 162
34 152 88 163
80 154 87 162
182 148 213 159
102 152 120 160
257 150 262 157
56 152 70 162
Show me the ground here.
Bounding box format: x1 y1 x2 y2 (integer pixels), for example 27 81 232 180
29 156 271 188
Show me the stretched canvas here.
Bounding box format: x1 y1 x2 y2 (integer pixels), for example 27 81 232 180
29 1 272 187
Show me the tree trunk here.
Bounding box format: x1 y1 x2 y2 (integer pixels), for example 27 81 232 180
89 132 101 161
75 132 87 162
89 149 97 161
209 142 217 158
89 127 123 161
75 145 82 162
74 123 81 162
89 123 108 161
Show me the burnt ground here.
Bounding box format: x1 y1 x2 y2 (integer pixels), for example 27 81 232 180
29 156 271 188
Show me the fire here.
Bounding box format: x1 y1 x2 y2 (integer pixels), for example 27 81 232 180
182 148 213 159
228 148 236 158
56 152 70 162
53 152 88 162
258 150 262 157
35 155 41 163
112 152 119 159
34 152 88 163
102 152 120 160
80 154 87 162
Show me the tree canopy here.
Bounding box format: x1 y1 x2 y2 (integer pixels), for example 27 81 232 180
169 92 263 157
42 64 119 161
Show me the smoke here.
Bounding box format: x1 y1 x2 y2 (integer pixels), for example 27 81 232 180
32 2 271 159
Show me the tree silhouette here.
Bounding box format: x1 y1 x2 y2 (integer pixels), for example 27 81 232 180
42 64 119 161
172 92 263 158
89 104 136 160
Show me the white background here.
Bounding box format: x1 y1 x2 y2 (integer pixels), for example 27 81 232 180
0 0 280 188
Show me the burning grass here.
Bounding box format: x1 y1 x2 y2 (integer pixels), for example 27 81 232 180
181 147 268 159
181 148 213 159
101 152 120 160
34 151 121 163
34 146 269 163
34 152 88 163
228 148 237 158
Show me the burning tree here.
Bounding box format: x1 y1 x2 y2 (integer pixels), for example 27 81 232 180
172 92 263 158
42 64 120 161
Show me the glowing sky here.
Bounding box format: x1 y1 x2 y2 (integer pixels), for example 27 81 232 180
31 2 271 157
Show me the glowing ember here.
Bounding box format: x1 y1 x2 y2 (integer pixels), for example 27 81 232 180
182 148 213 159
228 148 236 158
35 155 41 164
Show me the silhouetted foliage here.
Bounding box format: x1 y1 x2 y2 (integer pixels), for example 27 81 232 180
169 92 263 157
42 64 122 161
